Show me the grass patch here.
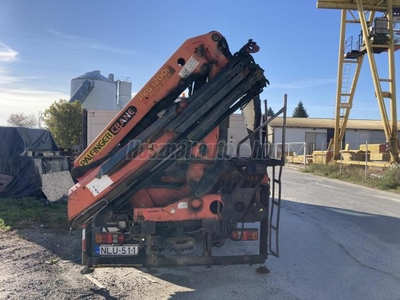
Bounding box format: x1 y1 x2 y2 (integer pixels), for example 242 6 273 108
0 198 68 231
304 164 400 193
378 168 400 190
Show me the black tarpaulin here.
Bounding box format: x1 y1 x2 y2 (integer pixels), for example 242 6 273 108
0 127 70 199
0 127 59 157
0 157 42 198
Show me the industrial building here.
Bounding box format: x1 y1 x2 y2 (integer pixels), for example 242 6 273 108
69 70 132 111
269 117 400 155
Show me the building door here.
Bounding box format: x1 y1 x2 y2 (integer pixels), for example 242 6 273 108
305 132 327 155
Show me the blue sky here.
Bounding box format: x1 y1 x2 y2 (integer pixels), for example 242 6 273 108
1 0 398 126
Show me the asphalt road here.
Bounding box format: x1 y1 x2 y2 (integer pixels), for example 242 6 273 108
112 166 400 300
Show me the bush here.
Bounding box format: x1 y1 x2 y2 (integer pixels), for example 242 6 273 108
378 168 400 190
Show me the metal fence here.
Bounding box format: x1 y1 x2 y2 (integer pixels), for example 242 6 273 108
270 142 308 168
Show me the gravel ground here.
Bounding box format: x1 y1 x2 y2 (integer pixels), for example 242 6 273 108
0 227 193 300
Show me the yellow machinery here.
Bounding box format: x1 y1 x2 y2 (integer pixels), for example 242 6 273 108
317 0 400 163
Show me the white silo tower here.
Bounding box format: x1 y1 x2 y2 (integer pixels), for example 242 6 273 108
116 78 132 109
70 70 117 110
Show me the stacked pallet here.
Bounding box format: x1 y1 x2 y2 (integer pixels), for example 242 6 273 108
340 150 369 161
359 143 390 162
312 150 333 164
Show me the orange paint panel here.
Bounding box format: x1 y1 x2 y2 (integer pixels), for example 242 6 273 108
146 186 190 207
133 194 223 222
130 185 190 208
129 189 155 208
138 66 175 104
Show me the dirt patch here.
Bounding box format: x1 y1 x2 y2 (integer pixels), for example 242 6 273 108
0 227 105 300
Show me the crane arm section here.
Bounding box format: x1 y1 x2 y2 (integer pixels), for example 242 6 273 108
72 31 231 179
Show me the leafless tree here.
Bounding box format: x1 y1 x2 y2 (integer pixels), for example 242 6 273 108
7 113 38 128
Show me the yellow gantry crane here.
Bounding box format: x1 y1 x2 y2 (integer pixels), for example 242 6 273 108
317 0 400 163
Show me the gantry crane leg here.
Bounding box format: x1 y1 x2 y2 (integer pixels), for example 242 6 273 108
333 9 366 159
320 0 400 163
356 0 399 163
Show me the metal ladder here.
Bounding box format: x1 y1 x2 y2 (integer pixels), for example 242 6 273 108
268 164 283 257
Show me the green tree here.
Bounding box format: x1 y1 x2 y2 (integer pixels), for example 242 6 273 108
292 101 309 118
7 113 37 128
267 106 275 117
43 100 83 148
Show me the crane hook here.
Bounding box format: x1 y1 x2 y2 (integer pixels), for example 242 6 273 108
244 39 260 53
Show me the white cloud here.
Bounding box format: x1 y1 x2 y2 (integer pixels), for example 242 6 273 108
270 78 336 89
0 43 18 62
0 42 70 126
0 88 69 126
48 29 135 55
0 73 21 85
0 69 38 86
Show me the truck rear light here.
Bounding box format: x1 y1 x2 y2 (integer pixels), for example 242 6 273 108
231 229 258 241
95 233 124 244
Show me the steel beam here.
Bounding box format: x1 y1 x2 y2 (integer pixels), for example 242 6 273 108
317 0 400 11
